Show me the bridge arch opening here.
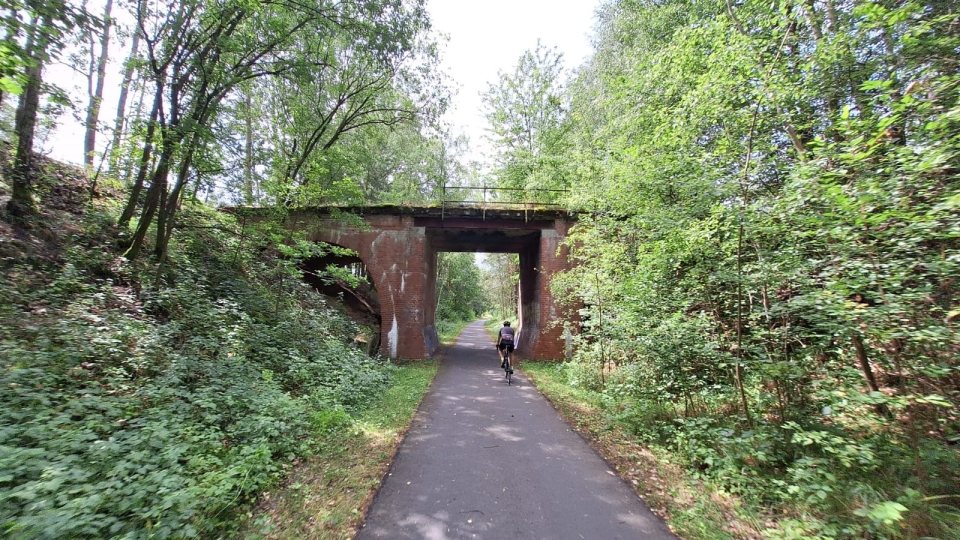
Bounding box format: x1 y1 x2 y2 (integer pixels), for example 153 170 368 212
423 227 543 357
299 245 382 355
477 253 519 324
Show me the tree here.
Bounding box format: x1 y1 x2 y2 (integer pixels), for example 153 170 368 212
436 252 484 322
480 41 571 201
81 0 112 168
540 0 960 533
251 21 441 207
317 122 452 205
2 0 91 219
117 0 438 261
480 253 518 320
107 14 142 177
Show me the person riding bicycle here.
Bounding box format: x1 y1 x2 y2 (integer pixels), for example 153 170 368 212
497 321 515 371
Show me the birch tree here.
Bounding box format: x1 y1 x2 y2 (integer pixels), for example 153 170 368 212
81 0 112 168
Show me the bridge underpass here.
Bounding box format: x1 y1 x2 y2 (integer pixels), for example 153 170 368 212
288 206 576 359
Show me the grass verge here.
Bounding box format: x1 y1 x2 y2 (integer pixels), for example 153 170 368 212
242 360 439 539
435 319 476 345
482 316 516 340
520 361 764 540
482 318 501 339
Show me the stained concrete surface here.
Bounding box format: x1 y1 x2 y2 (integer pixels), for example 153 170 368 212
355 320 677 540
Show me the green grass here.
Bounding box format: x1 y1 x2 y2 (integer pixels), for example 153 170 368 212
520 361 763 540
242 360 439 540
435 319 476 345
482 317 516 341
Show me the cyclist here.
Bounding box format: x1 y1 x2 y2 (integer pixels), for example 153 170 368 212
497 321 515 370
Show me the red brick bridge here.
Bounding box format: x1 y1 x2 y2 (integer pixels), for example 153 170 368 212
284 205 576 360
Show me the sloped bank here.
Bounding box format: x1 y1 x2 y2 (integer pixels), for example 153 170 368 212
0 163 431 538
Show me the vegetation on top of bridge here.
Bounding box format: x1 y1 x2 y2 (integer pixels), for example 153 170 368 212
222 202 576 221
440 184 569 207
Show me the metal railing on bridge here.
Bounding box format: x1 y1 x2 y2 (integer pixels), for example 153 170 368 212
441 184 566 212
439 185 569 221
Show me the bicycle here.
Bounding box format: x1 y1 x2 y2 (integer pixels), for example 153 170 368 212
502 348 513 385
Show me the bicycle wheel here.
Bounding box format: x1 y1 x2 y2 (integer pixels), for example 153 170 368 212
506 356 512 385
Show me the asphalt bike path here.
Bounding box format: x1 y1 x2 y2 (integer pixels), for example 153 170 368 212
356 320 676 540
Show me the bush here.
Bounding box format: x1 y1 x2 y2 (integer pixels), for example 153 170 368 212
610 400 679 445
0 207 392 538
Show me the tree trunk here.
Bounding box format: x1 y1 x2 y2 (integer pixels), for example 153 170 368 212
244 88 254 203
118 83 162 229
84 0 113 168
121 79 148 184
109 24 141 175
6 15 48 220
435 264 446 314
852 333 893 418
154 92 218 259
7 62 42 219
124 141 172 259
593 269 606 387
155 129 201 259
823 0 838 33
801 0 823 41
735 222 753 426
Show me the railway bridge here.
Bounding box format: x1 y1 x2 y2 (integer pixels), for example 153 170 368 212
275 205 576 359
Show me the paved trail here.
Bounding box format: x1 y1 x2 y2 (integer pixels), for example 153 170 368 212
356 320 676 540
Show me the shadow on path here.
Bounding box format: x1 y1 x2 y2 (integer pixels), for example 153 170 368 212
356 320 676 540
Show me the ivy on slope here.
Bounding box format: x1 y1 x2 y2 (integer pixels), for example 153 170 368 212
0 203 390 538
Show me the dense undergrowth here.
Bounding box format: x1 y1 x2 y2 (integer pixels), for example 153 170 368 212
244 359 438 539
542 360 960 539
1 176 395 538
541 1 960 538
521 361 759 540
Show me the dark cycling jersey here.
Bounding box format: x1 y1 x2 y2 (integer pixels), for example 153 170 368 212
498 326 515 343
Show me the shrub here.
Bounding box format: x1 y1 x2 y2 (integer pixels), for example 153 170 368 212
0 207 392 538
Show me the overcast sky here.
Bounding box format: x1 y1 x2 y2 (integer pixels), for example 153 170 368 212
428 0 601 162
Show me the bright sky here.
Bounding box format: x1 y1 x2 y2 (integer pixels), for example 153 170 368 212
428 0 601 163
43 0 602 167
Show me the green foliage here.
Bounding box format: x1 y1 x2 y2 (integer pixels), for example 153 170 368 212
208 2 448 208
481 41 573 200
0 42 25 95
523 360 753 540
435 252 484 323
480 253 518 321
241 359 437 538
435 319 473 345
0 0 94 87
0 206 393 538
533 0 960 536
